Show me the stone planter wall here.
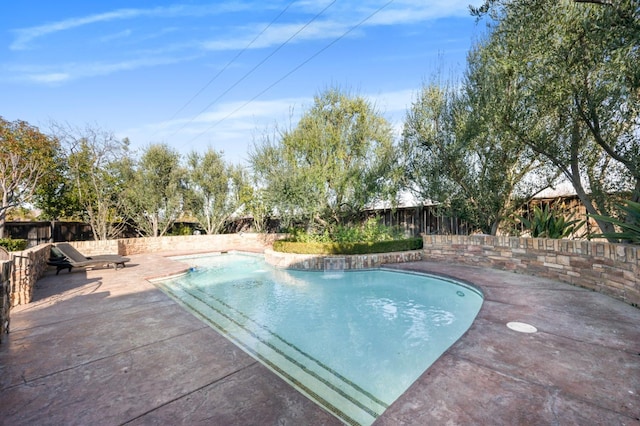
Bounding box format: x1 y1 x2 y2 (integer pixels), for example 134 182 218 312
264 248 423 270
1 260 11 342
422 235 639 306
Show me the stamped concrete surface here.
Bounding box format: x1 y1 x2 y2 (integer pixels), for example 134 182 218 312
0 254 639 425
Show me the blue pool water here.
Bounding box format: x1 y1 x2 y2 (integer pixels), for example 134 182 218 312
154 253 483 425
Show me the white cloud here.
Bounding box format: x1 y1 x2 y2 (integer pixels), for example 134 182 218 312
201 20 350 51
99 29 133 43
9 3 250 50
120 95 311 162
6 1 475 85
200 1 473 52
28 72 71 84
11 9 144 50
15 54 201 85
365 0 472 25
369 88 415 114
120 88 416 165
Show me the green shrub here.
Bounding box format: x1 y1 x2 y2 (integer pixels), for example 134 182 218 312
288 217 405 244
519 204 584 239
589 200 640 244
0 238 28 252
273 238 423 255
169 223 194 236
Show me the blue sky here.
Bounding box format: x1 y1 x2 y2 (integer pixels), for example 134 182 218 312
1 1 485 165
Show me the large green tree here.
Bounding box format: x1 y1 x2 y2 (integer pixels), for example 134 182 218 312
126 143 184 237
250 88 400 232
402 79 554 235
0 117 60 238
185 149 245 234
470 0 640 236
49 123 133 240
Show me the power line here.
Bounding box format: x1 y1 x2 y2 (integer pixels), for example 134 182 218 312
165 0 337 141
186 0 396 146
164 0 297 123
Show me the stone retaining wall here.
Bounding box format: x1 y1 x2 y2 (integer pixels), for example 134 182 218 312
1 260 11 342
422 235 639 306
71 233 283 257
10 244 51 307
264 248 423 270
11 234 639 308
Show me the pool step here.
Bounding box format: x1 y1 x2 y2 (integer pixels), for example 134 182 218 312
155 280 387 426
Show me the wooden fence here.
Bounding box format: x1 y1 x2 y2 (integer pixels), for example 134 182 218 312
3 194 598 246
368 194 595 237
4 221 93 248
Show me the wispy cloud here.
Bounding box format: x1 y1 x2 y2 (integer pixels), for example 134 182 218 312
140 96 310 138
6 1 474 85
134 89 414 144
11 8 145 50
121 88 414 164
11 54 201 85
10 3 249 50
366 0 472 25
29 72 71 84
201 20 350 51
99 29 133 43
121 95 311 162
201 1 472 52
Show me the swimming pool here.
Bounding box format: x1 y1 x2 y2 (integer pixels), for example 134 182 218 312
154 253 483 425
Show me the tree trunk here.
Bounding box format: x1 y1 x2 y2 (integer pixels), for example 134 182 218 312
490 220 500 236
0 206 7 239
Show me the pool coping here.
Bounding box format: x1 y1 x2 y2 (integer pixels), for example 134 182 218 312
1 253 639 425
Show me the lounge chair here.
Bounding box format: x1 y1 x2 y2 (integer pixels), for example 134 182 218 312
49 243 130 275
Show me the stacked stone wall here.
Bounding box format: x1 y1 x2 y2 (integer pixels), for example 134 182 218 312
70 233 284 256
9 244 51 306
264 248 423 270
422 235 639 306
1 260 11 341
11 234 638 308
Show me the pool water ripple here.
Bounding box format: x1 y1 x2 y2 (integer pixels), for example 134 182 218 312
157 253 482 426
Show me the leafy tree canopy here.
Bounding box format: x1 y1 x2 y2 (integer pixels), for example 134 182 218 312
46 122 133 240
125 143 185 237
466 0 640 238
0 116 60 238
402 78 555 235
250 88 401 233
185 148 247 234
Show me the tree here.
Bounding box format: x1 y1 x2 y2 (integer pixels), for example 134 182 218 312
0 117 60 238
402 78 554 235
125 143 184 237
250 88 400 233
185 148 244 234
240 185 270 232
49 123 133 240
33 154 82 222
470 0 640 237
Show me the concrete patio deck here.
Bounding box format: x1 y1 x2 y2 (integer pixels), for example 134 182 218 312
1 253 638 425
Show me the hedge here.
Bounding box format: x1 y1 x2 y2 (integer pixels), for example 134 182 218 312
272 238 423 255
0 238 28 252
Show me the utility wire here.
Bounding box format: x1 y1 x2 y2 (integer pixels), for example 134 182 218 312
186 0 396 146
164 0 297 123
165 0 337 141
